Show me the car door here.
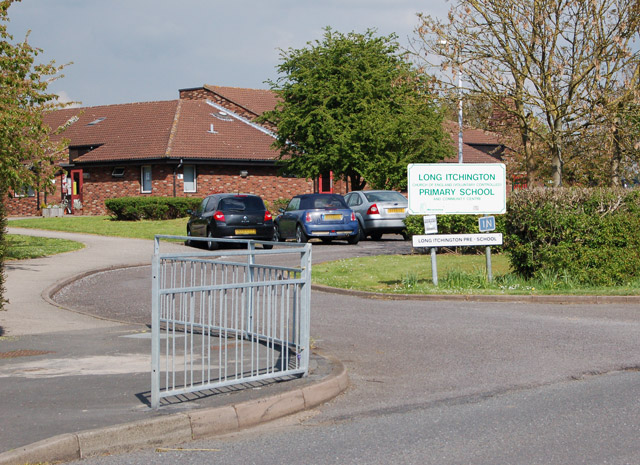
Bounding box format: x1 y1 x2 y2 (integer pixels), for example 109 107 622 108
192 196 217 236
278 197 301 239
345 192 364 219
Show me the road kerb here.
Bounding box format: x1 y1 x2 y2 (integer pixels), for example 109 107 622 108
0 434 80 465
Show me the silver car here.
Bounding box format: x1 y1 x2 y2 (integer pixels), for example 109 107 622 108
344 190 408 240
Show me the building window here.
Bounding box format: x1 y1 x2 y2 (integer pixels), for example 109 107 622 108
183 165 196 193
141 166 152 193
13 186 36 197
112 167 125 178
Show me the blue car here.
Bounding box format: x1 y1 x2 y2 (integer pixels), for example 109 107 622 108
274 193 360 244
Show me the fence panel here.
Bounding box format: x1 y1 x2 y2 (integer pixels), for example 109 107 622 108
151 237 311 409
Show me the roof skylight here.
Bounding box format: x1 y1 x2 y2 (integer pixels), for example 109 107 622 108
211 111 233 122
87 117 106 126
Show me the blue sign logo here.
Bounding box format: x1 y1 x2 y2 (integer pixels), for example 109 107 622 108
478 216 496 232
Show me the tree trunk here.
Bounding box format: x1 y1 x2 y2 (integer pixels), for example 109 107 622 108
0 192 7 311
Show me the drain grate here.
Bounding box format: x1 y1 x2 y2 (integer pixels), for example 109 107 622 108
0 350 54 359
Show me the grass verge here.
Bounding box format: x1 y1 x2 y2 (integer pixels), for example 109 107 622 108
6 234 84 260
313 254 640 296
8 216 188 240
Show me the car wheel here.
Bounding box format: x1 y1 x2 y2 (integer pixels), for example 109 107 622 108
295 224 308 243
347 233 360 245
185 227 192 247
358 221 366 241
206 229 219 250
370 231 383 241
274 225 285 242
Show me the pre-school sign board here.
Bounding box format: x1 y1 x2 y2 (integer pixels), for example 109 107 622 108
407 163 506 215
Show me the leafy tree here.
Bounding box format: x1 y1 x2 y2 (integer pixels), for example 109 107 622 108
0 0 66 310
414 0 640 187
262 27 453 191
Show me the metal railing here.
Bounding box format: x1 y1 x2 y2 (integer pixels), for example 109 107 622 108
151 236 312 409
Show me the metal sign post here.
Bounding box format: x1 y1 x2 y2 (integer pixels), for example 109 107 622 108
478 216 496 282
423 215 439 285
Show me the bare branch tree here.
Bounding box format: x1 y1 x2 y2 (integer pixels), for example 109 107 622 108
413 0 640 187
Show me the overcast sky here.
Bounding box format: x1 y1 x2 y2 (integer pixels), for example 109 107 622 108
6 0 449 108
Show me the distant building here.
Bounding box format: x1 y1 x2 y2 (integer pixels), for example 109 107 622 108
7 85 508 216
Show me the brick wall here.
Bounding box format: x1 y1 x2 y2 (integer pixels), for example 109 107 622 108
6 175 65 217
5 163 345 217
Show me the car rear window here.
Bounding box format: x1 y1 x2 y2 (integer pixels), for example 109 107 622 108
364 191 406 203
300 195 347 210
218 196 265 211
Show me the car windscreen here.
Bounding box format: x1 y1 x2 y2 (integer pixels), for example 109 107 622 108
364 191 406 203
218 196 264 211
300 195 348 210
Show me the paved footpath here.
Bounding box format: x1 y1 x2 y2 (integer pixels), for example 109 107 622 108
0 227 346 465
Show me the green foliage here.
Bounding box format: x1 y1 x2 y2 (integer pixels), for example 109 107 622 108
105 197 202 221
505 187 640 286
0 0 67 196
265 198 290 213
404 213 505 253
262 27 453 191
1 0 68 311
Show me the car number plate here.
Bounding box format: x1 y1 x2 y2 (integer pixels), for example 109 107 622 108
235 229 257 235
323 214 342 220
387 208 405 213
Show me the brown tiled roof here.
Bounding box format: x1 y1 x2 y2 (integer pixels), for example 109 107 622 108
170 100 277 161
42 90 505 166
44 101 179 162
203 85 279 117
443 120 504 163
43 99 279 164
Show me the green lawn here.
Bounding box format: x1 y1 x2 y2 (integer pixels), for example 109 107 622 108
5 234 85 260
9 216 189 240
6 216 639 295
313 253 640 296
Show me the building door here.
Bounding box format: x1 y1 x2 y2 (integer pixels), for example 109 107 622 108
318 171 333 193
70 169 83 214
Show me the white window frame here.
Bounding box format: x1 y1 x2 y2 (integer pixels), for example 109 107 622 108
141 165 152 193
183 165 196 193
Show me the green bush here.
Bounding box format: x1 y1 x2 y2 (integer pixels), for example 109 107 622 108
265 198 290 213
404 213 505 253
505 187 640 286
105 197 202 221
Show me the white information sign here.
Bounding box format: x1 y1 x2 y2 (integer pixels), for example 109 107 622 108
407 163 506 215
412 233 503 248
423 215 438 234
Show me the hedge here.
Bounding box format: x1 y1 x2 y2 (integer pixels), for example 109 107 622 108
505 187 640 286
105 197 202 221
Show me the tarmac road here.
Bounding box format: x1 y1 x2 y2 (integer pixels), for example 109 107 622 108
3 229 640 464
45 236 640 465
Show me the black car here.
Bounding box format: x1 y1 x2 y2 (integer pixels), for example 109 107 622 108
186 194 275 249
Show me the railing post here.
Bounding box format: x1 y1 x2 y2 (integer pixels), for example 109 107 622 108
151 236 161 409
299 243 312 375
246 241 256 335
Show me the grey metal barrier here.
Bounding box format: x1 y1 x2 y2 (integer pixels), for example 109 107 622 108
151 236 312 409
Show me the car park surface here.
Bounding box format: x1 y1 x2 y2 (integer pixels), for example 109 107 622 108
186 193 275 249
344 190 408 240
274 193 360 244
